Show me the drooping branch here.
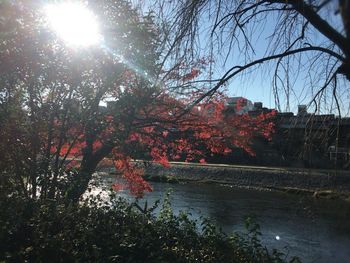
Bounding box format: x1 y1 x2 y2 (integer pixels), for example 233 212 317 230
181 46 346 115
271 0 349 56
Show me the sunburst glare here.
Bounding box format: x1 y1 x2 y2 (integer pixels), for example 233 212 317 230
44 1 102 47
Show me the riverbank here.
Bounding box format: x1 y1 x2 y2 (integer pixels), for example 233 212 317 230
137 162 350 200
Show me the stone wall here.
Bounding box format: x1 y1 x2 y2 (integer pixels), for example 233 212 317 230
143 162 350 194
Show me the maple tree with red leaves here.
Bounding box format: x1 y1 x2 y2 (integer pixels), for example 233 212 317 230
56 88 276 198
0 0 276 201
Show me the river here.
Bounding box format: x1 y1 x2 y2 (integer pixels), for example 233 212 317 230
89 173 350 263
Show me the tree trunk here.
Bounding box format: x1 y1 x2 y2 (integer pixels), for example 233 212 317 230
65 144 114 203
65 155 97 203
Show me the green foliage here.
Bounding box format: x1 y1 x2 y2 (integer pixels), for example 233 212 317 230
143 174 180 183
229 217 301 263
0 192 300 263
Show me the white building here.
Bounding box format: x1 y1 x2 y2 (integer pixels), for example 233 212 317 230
226 97 254 115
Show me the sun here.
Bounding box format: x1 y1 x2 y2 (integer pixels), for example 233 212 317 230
44 2 102 47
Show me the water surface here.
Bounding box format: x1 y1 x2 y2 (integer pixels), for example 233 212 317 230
90 174 350 263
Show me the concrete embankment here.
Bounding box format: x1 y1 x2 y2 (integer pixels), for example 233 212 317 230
140 162 350 199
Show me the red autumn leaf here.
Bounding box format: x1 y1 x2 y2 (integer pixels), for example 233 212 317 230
182 68 200 81
112 183 124 191
162 130 169 137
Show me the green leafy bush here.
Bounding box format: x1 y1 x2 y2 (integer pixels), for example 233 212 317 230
0 192 300 263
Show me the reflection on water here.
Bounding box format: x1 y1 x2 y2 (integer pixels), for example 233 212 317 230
88 173 350 263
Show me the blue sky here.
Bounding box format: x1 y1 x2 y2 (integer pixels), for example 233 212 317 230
134 0 350 116
198 6 349 115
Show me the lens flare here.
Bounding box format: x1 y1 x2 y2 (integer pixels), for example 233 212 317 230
44 2 102 47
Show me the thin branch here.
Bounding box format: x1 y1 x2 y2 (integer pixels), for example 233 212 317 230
271 0 349 56
186 46 345 113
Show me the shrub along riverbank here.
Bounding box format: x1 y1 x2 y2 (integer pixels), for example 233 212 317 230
0 191 301 263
